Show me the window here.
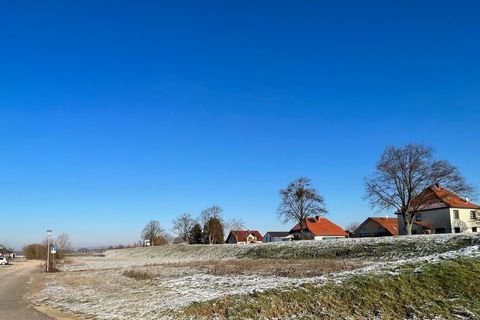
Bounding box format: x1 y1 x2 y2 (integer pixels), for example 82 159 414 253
470 211 477 220
473 227 478 233
453 210 460 219
454 227 461 233
416 213 422 221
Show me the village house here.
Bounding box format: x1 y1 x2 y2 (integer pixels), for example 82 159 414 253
225 230 263 244
263 231 291 243
397 184 480 235
354 217 399 237
0 246 14 258
289 216 348 240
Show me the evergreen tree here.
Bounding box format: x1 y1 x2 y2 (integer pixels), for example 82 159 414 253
188 223 203 244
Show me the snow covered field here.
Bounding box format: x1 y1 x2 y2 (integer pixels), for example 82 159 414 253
31 234 480 319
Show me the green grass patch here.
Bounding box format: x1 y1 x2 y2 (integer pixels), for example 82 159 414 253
180 258 480 319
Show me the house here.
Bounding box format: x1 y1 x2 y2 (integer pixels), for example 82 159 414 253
289 216 348 240
354 217 399 237
263 231 291 243
0 246 13 258
226 230 263 244
397 184 480 235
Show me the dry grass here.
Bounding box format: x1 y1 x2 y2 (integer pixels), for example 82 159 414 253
122 258 365 279
184 258 364 277
122 269 156 280
181 258 480 319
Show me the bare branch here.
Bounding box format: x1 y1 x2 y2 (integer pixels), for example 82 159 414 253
278 177 327 226
365 143 474 235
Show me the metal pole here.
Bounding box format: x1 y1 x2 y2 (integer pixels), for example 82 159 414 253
46 236 50 272
46 230 52 272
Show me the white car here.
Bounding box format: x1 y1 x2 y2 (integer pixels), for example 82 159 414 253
0 257 8 265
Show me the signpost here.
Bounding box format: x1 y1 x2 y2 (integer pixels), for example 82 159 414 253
46 229 52 272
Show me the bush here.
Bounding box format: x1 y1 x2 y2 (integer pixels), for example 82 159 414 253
23 243 47 259
122 268 155 280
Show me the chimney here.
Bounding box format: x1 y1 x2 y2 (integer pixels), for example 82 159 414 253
315 215 320 221
434 182 440 189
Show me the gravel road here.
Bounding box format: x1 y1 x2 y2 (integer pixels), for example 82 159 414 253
0 260 53 320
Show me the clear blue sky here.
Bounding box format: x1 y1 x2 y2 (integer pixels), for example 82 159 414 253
1 1 479 249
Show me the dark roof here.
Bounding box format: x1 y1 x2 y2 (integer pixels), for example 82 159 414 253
264 231 290 238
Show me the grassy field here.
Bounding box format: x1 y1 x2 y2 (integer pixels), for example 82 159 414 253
31 233 480 320
101 233 480 264
181 257 480 319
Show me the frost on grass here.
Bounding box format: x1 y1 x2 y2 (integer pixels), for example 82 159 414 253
30 233 480 320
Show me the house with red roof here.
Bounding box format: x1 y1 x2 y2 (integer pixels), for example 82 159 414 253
397 184 480 235
289 216 348 240
226 230 263 244
354 217 399 237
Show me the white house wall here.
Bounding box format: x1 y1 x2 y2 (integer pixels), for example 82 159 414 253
450 208 480 233
397 207 479 235
313 235 346 240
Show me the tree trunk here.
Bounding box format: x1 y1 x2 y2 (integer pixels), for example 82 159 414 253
404 217 413 236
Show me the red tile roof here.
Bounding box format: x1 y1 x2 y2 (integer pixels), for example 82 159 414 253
368 217 399 236
290 217 348 237
229 230 263 242
418 185 480 210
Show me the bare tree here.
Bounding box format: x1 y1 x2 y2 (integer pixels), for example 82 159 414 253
278 177 327 226
452 219 469 233
200 205 224 226
225 218 246 231
172 213 196 243
141 220 167 246
23 243 47 259
200 206 225 244
204 217 224 244
55 233 72 257
345 222 360 235
365 144 473 235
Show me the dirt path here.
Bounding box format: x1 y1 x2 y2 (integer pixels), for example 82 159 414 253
0 260 53 320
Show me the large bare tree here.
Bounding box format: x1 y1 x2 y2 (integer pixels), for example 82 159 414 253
55 233 72 258
278 177 327 226
172 213 196 243
204 217 224 244
200 205 225 244
200 205 224 226
365 144 473 235
141 220 166 246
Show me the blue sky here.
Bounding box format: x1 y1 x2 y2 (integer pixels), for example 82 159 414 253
1 1 479 249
